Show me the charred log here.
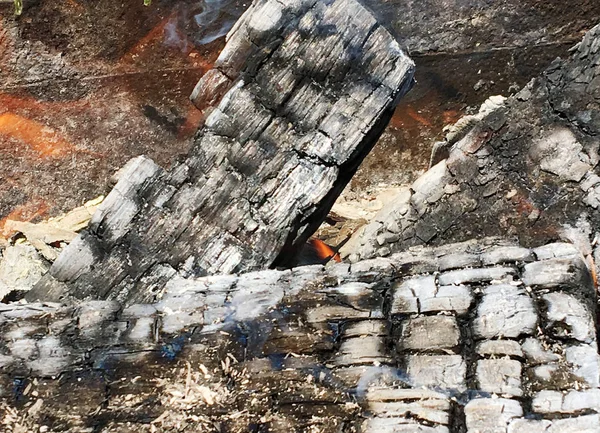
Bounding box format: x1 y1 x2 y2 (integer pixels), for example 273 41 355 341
1 239 599 432
343 22 600 264
26 0 415 305
7 6 600 433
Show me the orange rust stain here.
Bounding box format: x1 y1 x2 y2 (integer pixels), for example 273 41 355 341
389 106 433 129
121 16 173 60
120 15 212 68
0 94 43 113
405 107 433 127
309 239 342 263
0 93 89 114
0 199 49 237
442 109 461 125
389 110 406 129
389 108 416 129
0 113 75 158
0 95 103 158
178 103 205 138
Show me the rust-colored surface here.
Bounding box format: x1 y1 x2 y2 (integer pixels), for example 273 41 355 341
0 0 243 230
1 0 600 230
0 112 75 157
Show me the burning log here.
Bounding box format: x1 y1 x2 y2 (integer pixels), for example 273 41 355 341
1 238 598 432
27 0 415 304
342 22 600 266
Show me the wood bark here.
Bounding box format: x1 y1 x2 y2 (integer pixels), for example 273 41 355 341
342 22 600 265
1 239 598 432
26 0 415 305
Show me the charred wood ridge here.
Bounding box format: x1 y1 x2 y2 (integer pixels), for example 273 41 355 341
3 239 600 432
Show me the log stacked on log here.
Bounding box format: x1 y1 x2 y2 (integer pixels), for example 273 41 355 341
5 2 600 433
342 22 600 264
26 0 415 305
1 239 598 432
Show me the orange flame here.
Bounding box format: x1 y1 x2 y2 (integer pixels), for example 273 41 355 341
309 239 342 263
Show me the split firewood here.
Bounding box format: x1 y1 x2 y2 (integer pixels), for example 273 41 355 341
1 238 598 432
27 0 415 305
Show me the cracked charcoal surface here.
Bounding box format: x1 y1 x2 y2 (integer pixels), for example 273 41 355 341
342 22 600 265
0 239 599 432
5 6 600 433
25 0 415 305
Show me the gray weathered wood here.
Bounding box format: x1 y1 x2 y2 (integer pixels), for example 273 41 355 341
6 9 600 433
342 22 600 265
0 239 598 432
26 0 415 305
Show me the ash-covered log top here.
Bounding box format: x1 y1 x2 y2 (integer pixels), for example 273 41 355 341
343 21 600 263
2 239 599 432
27 0 415 305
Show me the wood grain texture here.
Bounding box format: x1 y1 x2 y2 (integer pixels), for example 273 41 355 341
343 22 600 263
1 239 598 432
27 0 415 305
